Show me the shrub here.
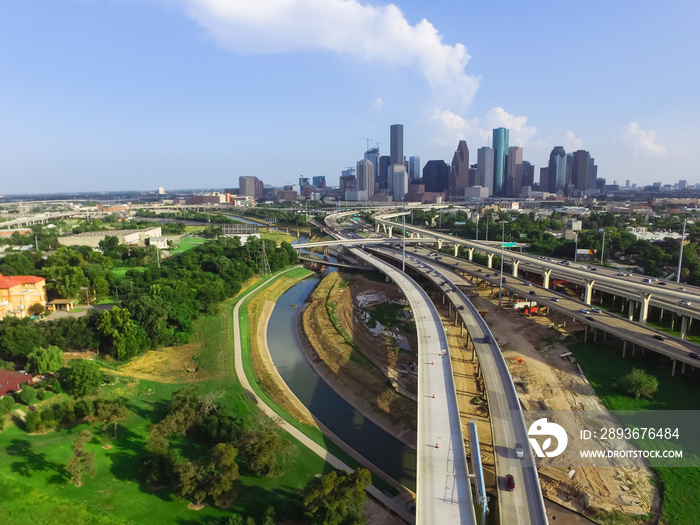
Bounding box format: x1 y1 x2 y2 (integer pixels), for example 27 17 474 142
620 368 659 399
17 386 38 406
0 396 14 414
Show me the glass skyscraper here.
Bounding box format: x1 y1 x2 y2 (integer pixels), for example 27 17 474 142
492 128 509 196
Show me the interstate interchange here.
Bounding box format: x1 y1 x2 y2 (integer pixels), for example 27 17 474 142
291 207 700 525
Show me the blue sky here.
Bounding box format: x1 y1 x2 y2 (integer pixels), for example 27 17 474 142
1 0 698 194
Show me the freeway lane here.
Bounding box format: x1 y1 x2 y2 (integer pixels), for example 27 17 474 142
370 245 549 524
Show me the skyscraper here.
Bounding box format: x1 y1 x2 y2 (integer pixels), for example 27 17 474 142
548 146 567 193
364 147 380 185
378 155 391 190
390 124 404 166
492 128 509 196
422 160 450 192
389 164 408 200
449 140 469 196
477 147 495 196
408 156 421 180
356 159 374 197
312 175 326 189
507 146 523 196
239 176 263 199
539 167 550 192
571 150 597 194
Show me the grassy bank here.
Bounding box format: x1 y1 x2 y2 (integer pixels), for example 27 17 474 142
569 341 700 525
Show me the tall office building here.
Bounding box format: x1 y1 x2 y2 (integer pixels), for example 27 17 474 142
299 177 309 188
239 176 263 199
389 164 408 200
409 156 421 180
492 128 509 196
378 155 391 190
356 159 374 197
548 146 567 193
390 124 404 166
312 175 326 189
422 160 450 193
477 147 495 196
364 148 380 185
571 150 597 193
521 161 535 190
507 146 523 196
539 167 550 192
449 140 470 196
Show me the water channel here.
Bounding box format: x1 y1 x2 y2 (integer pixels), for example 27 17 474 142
266 275 417 491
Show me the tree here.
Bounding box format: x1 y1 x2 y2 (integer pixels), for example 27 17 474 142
64 360 103 398
95 307 147 360
620 368 659 399
26 345 65 375
206 443 240 506
176 461 208 507
243 427 290 477
303 468 371 525
95 398 129 439
17 385 38 406
65 430 96 486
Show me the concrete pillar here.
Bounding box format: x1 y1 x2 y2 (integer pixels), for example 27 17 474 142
622 340 627 357
682 362 686 374
437 238 443 249
593 328 598 342
461 321 464 337
639 293 652 325
454 245 459 257
584 325 588 343
468 248 474 261
659 309 664 323
628 300 636 321
512 260 520 277
632 344 636 356
671 359 677 377
387 226 393 237
487 253 494 269
671 313 676 331
375 223 380 233
543 269 552 289
680 316 689 340
584 280 595 305
454 310 458 326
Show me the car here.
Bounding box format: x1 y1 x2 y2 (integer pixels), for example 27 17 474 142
689 352 700 360
477 269 482 273
455 262 460 266
524 281 532 286
484 335 493 344
657 281 667 286
458 305 464 310
501 277 507 283
678 287 686 291
486 274 492 277
591 307 601 313
579 308 591 314
617 272 626 276
550 297 560 302
514 443 524 459
590 267 598 271
579 265 587 269
642 278 652 283
505 474 515 491
528 290 536 295
653 334 665 341
679 300 692 306
586 316 595 321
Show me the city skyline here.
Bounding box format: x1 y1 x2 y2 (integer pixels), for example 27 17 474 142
1 1 698 194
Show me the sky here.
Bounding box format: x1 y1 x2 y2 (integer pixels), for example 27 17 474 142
1 0 699 194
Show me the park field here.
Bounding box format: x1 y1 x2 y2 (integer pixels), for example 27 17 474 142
0 272 332 524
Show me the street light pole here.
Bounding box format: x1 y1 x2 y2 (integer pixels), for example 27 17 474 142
498 222 505 309
574 233 578 262
402 200 406 272
600 230 606 266
677 218 687 283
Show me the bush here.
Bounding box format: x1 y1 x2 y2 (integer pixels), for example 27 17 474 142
0 396 14 414
620 368 659 399
43 377 62 393
17 386 38 406
25 410 42 433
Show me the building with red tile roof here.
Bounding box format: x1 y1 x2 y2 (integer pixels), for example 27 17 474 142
0 274 47 320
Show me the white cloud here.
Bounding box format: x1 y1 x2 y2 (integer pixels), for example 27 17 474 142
484 107 537 146
622 122 667 157
425 108 480 147
179 0 480 106
563 130 583 151
373 97 383 111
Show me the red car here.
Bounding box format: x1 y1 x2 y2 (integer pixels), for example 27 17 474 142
505 474 515 491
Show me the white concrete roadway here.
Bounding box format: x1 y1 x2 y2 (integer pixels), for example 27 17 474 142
370 245 549 524
345 246 477 525
231 269 415 524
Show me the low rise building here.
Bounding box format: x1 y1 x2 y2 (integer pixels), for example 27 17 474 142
58 226 162 248
0 274 47 319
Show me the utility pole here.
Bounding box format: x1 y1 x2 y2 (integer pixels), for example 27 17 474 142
498 222 505 309
574 232 578 262
677 218 687 283
402 202 406 272
600 229 606 266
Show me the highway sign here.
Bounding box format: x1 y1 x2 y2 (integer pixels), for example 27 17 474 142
501 242 517 247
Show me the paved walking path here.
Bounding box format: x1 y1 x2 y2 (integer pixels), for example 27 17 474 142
232 270 415 524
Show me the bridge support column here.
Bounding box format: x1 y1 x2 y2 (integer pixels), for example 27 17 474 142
461 321 464 337
680 316 689 339
622 340 627 357
437 238 443 250
671 359 677 377
375 223 380 233
448 302 452 315
454 310 458 326
639 293 652 325
584 325 588 342
487 253 494 269
659 309 664 322
543 269 552 289
454 245 459 257
584 280 595 305
628 300 636 321
671 313 676 331
387 226 393 237
593 328 598 342
512 260 520 277
468 248 474 261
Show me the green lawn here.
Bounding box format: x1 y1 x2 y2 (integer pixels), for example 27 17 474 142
112 266 146 278
569 342 700 525
169 237 209 254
